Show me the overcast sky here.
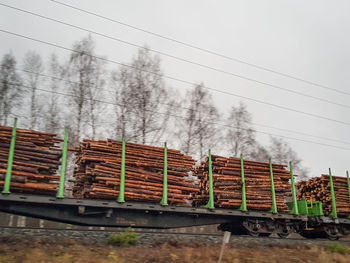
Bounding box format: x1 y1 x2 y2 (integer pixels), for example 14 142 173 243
1 0 350 177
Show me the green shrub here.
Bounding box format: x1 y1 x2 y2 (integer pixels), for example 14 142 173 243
108 228 139 246
325 242 349 255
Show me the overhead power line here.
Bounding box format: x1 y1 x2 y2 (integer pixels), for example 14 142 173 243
5 80 350 151
19 67 350 146
2 3 349 110
2 29 350 127
49 0 350 97
7 112 163 145
4 3 350 146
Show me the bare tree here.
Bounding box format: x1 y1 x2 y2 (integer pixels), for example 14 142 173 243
249 144 270 162
178 84 220 160
225 102 257 158
45 53 62 133
86 59 106 139
65 35 105 141
0 52 22 125
22 51 43 129
180 100 196 156
111 47 171 144
111 67 133 140
269 137 309 179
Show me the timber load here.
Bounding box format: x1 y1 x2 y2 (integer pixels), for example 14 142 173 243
0 125 62 194
193 155 292 211
72 139 199 205
297 175 350 217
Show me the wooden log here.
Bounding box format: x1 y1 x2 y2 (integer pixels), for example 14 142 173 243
72 138 198 205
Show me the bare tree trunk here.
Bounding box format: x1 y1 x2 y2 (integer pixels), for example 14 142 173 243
142 99 146 144
30 90 36 128
177 84 220 160
121 111 126 138
66 35 103 142
225 102 256 158
0 53 23 126
199 131 204 160
269 137 309 179
45 53 61 134
184 128 192 155
3 100 9 125
76 81 84 140
23 51 43 130
91 109 96 139
111 47 171 145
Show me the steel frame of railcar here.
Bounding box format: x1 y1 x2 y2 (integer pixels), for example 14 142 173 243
0 193 307 228
1 194 350 239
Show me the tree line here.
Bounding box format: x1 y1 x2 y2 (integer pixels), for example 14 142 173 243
0 35 309 178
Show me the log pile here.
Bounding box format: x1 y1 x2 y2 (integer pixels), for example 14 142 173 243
72 139 199 205
193 155 292 211
297 175 350 217
0 126 62 194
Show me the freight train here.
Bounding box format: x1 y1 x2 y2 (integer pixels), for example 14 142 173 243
0 123 350 240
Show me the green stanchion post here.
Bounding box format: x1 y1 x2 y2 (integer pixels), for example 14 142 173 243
160 142 168 206
269 159 278 214
239 154 247 212
329 168 338 219
117 137 126 203
289 161 299 215
2 118 17 194
205 149 215 209
56 128 69 199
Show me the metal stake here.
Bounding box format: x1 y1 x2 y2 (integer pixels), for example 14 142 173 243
205 149 215 209
160 142 168 206
239 154 247 212
56 128 69 198
269 159 278 214
2 118 17 194
289 161 299 215
117 137 126 203
329 168 337 219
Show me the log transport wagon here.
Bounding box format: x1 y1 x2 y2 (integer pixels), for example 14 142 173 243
0 121 350 240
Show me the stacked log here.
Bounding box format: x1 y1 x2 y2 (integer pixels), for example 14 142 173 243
297 175 350 217
193 155 292 211
0 126 62 194
72 139 199 205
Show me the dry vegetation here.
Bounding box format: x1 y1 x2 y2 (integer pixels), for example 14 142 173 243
0 237 349 263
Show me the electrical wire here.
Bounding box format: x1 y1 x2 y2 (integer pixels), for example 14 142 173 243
1 29 350 127
7 113 163 145
4 80 350 151
49 0 350 96
1 3 350 109
19 67 350 146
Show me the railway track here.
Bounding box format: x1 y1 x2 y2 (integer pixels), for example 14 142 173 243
0 225 222 236
0 226 349 246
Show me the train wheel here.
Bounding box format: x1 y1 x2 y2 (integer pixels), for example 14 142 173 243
277 232 289 238
277 227 291 238
243 220 261 237
323 226 339 241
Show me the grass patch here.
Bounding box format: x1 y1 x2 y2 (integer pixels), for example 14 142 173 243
325 242 349 255
107 228 139 246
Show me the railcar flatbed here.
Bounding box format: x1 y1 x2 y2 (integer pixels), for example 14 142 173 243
0 193 307 228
